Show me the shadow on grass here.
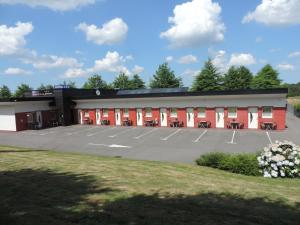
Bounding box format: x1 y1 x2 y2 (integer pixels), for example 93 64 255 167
0 169 299 225
0 150 47 153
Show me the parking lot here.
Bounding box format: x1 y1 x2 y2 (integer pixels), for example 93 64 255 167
0 112 299 163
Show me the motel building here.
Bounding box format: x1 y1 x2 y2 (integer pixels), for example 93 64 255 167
0 86 288 132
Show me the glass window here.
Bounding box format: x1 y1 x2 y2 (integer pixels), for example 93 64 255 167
103 109 108 117
262 107 272 118
84 112 89 117
123 108 129 117
197 108 206 118
145 108 152 117
170 108 177 118
228 107 237 118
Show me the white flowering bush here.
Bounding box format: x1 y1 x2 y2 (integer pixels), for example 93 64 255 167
257 141 300 178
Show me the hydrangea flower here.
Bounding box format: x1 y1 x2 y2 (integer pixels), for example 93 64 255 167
258 141 300 178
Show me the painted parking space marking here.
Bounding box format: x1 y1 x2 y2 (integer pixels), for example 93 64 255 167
109 127 137 138
88 143 131 148
266 131 273 144
39 131 56 136
227 130 237 144
161 129 182 141
193 129 208 143
133 128 157 139
87 127 116 137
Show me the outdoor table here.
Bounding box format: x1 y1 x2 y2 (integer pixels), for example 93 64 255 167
198 121 209 128
261 122 276 130
230 121 241 129
101 119 110 125
145 119 154 127
122 119 132 126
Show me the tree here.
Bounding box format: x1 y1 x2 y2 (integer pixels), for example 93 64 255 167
149 63 182 88
223 66 253 90
251 64 281 89
83 75 108 89
0 85 12 98
130 74 146 89
37 84 54 91
112 73 132 89
14 84 31 97
191 59 222 91
61 81 76 89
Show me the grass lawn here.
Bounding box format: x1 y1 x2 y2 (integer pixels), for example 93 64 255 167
0 145 299 225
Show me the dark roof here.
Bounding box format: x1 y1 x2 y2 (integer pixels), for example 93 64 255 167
73 88 288 100
0 96 55 103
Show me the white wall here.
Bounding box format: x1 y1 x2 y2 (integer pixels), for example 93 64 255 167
0 106 16 131
14 101 52 113
75 94 287 109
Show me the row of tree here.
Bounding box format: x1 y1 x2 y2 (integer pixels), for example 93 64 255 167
0 59 292 99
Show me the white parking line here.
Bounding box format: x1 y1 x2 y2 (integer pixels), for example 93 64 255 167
87 127 116 137
109 127 137 138
193 129 208 143
133 128 157 139
266 131 273 144
227 130 237 144
161 129 182 141
88 143 132 148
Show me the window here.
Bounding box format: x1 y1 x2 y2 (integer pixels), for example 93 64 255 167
262 107 272 118
84 112 89 117
145 108 152 117
123 108 129 117
228 107 237 118
103 109 108 117
197 108 206 118
170 108 177 118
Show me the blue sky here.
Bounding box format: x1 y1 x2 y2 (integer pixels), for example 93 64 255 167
0 0 299 90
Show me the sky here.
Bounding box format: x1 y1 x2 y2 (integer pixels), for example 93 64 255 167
0 0 300 90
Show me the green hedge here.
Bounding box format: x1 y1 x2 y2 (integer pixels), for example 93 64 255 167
196 152 261 176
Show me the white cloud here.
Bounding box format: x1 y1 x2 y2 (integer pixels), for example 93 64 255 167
31 55 82 69
277 63 295 71
63 51 132 78
178 54 198 64
0 0 96 11
211 50 228 72
3 67 31 75
89 51 130 75
242 0 300 26
76 18 128 45
229 53 256 66
288 51 300 58
165 56 173 62
160 0 225 48
210 50 256 72
64 68 88 78
0 22 33 55
132 65 144 74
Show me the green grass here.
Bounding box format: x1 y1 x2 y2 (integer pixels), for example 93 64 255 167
0 145 299 225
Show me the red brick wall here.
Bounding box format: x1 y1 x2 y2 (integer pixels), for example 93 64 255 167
89 110 96 125
238 108 248 129
108 108 115 125
258 107 286 130
177 108 187 127
15 112 29 131
129 108 137 126
206 108 216 128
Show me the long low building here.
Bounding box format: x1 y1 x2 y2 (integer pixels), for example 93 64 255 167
0 87 288 131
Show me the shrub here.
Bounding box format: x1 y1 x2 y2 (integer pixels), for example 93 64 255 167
257 141 300 178
196 152 260 176
195 152 227 168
